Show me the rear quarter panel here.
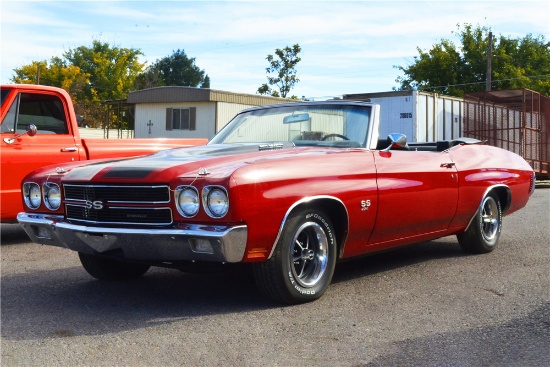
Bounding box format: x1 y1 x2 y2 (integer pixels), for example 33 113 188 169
448 144 533 231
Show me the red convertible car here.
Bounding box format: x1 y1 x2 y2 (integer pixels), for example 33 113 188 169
17 101 535 304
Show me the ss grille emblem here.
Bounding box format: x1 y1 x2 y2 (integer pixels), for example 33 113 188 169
85 200 104 210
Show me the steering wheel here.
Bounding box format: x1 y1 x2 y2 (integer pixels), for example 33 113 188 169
322 133 350 141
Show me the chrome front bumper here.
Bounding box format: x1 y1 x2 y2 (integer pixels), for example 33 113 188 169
17 213 248 263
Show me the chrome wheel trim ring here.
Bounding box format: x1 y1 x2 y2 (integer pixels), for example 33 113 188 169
289 222 329 288
480 196 499 242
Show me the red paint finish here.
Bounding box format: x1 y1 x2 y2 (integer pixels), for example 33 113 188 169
369 150 459 248
229 149 378 260
447 144 534 230
14 96 536 268
17 140 535 263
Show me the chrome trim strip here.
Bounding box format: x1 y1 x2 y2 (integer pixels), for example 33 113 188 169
65 204 173 226
367 104 380 150
17 213 248 263
268 195 349 259
464 184 511 230
529 171 536 196
105 199 171 204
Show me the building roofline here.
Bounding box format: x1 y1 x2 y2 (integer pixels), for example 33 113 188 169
127 86 296 105
343 90 464 102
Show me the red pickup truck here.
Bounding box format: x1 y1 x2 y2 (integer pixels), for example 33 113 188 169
1 84 207 222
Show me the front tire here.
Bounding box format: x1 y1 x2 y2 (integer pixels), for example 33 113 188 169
253 209 337 304
457 192 502 254
78 252 150 281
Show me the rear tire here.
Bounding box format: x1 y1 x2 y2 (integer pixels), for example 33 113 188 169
78 252 150 281
253 209 337 304
457 192 502 254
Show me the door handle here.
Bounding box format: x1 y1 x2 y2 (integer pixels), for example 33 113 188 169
61 147 78 152
440 162 456 168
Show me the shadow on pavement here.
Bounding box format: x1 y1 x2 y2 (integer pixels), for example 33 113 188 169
0 223 30 245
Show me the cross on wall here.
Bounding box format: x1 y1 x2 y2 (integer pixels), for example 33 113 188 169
147 120 153 135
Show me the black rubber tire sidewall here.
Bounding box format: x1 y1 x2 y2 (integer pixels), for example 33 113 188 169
457 192 502 254
78 252 150 281
254 209 337 304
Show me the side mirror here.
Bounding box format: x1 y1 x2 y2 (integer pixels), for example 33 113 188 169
3 124 37 144
381 133 409 152
26 124 37 137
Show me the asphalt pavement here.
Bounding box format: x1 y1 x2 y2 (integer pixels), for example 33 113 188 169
1 188 549 367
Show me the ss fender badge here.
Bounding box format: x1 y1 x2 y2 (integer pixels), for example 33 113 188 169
361 199 371 211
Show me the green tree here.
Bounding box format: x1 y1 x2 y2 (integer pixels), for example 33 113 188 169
201 74 211 88
12 41 145 127
258 44 301 98
135 49 209 89
64 40 144 101
11 57 90 103
63 41 144 127
396 24 550 96
12 60 48 85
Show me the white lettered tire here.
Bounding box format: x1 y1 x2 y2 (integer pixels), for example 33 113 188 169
457 192 503 254
253 209 337 304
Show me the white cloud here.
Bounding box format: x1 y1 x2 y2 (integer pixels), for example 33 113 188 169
1 0 548 96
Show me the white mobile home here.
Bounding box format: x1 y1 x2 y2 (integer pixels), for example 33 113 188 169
127 87 292 139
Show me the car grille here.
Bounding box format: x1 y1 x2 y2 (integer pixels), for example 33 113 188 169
64 184 172 226
64 184 170 204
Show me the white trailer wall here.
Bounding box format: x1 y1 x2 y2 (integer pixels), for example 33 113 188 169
345 91 464 142
134 102 216 139
216 102 257 133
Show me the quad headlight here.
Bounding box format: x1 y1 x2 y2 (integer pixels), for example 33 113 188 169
175 185 229 219
43 183 61 210
203 186 229 218
175 186 200 217
23 183 41 209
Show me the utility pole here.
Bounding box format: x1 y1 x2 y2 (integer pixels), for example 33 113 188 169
486 31 493 91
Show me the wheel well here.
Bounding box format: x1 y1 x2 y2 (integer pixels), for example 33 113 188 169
291 198 349 259
489 185 512 214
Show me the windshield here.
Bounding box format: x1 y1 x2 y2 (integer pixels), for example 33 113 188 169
209 103 372 148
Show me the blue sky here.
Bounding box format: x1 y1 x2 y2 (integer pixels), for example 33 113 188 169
1 0 548 100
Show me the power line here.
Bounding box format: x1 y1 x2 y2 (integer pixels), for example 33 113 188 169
416 73 550 92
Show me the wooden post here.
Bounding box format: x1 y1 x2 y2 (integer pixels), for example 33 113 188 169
486 32 493 91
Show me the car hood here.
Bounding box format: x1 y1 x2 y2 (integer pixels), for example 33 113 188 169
57 143 332 183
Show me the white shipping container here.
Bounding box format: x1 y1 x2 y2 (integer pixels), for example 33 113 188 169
343 91 464 142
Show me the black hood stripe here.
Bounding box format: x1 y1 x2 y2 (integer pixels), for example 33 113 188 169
103 167 157 179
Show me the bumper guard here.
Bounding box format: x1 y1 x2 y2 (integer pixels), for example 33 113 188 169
17 213 248 263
